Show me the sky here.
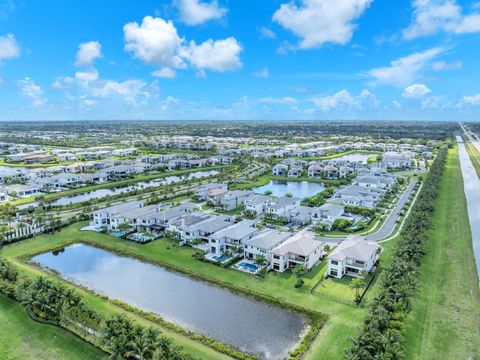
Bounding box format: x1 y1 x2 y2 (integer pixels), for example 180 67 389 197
0 0 480 121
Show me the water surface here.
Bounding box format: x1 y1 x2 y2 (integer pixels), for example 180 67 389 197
253 180 325 199
457 137 480 283
32 243 307 359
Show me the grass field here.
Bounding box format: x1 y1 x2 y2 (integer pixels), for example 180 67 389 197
0 294 108 360
403 147 480 360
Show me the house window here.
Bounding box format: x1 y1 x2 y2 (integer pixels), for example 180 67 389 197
273 264 280 271
273 255 280 260
330 270 338 276
331 260 338 265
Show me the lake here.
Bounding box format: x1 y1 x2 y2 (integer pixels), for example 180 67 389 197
334 152 377 164
32 243 307 359
50 170 219 206
253 180 325 199
457 137 480 284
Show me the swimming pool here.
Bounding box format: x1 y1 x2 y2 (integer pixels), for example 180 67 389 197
111 231 127 237
240 262 258 272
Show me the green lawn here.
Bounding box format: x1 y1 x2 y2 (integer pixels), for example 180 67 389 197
0 294 108 360
403 146 480 360
1 219 406 360
465 140 480 178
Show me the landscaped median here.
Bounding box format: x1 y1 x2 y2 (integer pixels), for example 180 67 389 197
2 224 329 360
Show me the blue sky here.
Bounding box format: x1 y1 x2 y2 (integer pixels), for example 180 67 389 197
0 0 480 121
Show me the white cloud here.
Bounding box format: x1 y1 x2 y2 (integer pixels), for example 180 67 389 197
176 0 227 25
17 77 47 106
366 47 442 87
124 16 186 70
89 79 158 106
461 93 480 106
123 16 242 75
431 60 463 71
259 26 276 39
185 37 242 72
403 0 480 39
253 67 269 78
402 83 431 98
0 33 20 61
75 68 100 82
75 41 102 67
272 0 372 49
152 68 177 78
312 89 378 111
258 96 297 104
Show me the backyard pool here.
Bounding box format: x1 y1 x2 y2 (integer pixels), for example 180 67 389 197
32 244 307 359
253 180 325 199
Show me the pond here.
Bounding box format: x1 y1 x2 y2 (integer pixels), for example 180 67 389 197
32 243 307 359
457 137 480 284
334 152 377 164
253 180 325 199
50 170 219 206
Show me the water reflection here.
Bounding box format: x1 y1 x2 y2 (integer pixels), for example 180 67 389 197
33 243 307 359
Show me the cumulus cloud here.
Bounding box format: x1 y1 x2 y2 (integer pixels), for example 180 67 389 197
461 93 480 106
175 0 227 25
312 89 378 111
124 16 186 73
431 60 463 71
185 37 242 72
272 0 372 49
17 77 47 106
402 83 432 98
366 47 443 87
123 16 242 76
253 67 269 78
75 41 102 67
0 33 20 61
403 0 480 39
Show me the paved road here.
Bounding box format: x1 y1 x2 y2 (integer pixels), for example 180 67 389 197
317 179 417 243
365 179 417 241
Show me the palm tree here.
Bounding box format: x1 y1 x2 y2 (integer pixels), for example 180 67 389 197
350 277 366 304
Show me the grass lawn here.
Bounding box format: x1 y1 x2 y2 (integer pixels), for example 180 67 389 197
0 293 108 360
1 217 406 360
403 146 480 360
465 140 480 178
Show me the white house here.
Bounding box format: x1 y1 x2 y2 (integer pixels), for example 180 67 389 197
311 203 345 229
271 230 323 272
196 183 228 201
218 190 253 211
265 196 301 217
208 220 258 255
244 194 272 215
272 164 288 176
327 236 379 278
244 229 291 267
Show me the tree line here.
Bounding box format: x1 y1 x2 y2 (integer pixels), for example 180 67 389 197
345 147 447 360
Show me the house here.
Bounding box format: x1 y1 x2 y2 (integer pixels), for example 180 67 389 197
265 196 301 217
90 201 144 229
382 152 412 169
211 155 233 165
196 215 233 241
271 231 323 272
243 194 272 215
208 220 258 255
3 184 41 197
327 236 379 278
311 203 345 229
288 165 303 178
308 164 322 178
218 190 253 211
0 192 7 202
167 212 212 244
137 202 196 233
353 174 396 189
244 230 291 267
196 183 227 201
272 164 288 177
288 206 313 226
24 153 54 164
328 185 386 209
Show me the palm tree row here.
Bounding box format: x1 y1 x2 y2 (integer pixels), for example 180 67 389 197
0 264 194 360
345 147 447 360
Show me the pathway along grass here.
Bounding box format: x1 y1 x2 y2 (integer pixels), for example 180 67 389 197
0 293 108 360
403 146 480 360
